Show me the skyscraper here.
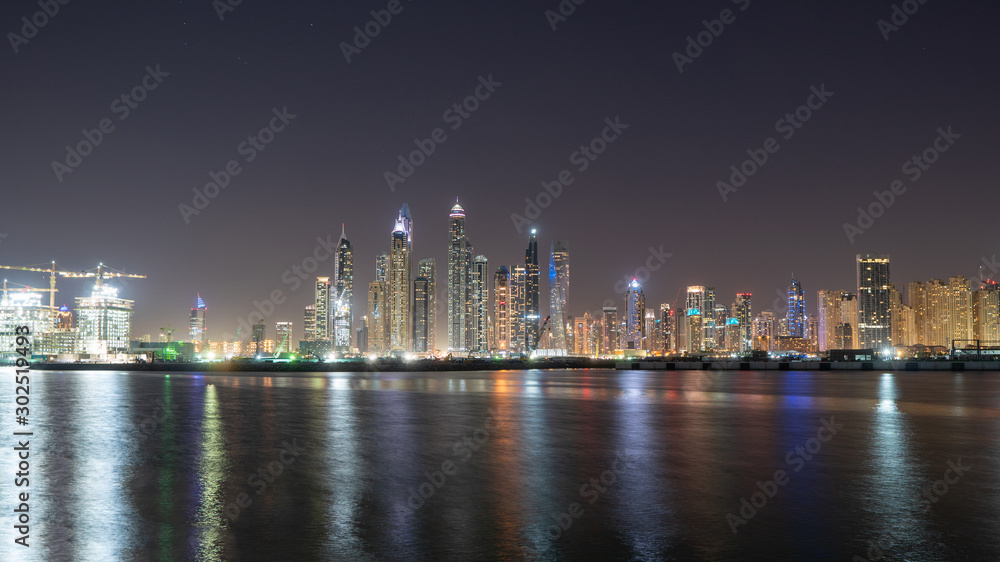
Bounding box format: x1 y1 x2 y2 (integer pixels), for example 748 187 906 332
857 254 891 349
624 279 645 350
303 304 316 342
471 255 489 353
413 276 429 352
975 281 1000 344
685 286 706 353
367 281 388 355
548 240 570 352
525 230 540 352
447 201 473 352
389 205 413 351
493 266 510 353
315 277 331 342
907 281 926 345
75 284 133 355
511 265 526 354
189 293 207 348
375 253 389 283
734 293 752 353
275 321 292 353
817 290 840 352
839 292 859 349
659 303 674 354
786 277 806 338
333 224 353 352
417 258 436 352
602 306 618 355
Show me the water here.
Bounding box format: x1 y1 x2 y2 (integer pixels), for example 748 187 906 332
1 369 998 561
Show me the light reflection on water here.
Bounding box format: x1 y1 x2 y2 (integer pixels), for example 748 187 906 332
0 369 997 561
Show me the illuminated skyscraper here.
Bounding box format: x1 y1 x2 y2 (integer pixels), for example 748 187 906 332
786 277 806 338
303 304 317 342
624 279 645 350
76 284 133 355
447 201 473 352
659 303 674 353
839 292 859 349
413 276 429 352
574 312 592 355
975 281 1000 344
525 230 540 352
907 281 926 345
333 224 353 352
734 293 752 353
548 240 569 352
947 276 974 345
493 266 510 353
315 277 331 341
375 253 389 284
816 290 840 352
417 258 436 352
857 254 891 349
189 293 207 347
602 306 618 354
511 265 526 353
471 255 489 353
389 205 413 351
367 281 388 355
685 286 706 353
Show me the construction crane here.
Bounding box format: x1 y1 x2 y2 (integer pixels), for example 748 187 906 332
0 262 146 308
1 279 58 301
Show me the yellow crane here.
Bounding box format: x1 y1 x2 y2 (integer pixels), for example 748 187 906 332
0 262 146 308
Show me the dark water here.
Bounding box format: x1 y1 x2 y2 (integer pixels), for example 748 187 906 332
1 369 998 561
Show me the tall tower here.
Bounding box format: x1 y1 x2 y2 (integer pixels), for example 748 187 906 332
685 286 706 353
857 254 891 349
511 265 527 353
367 281 388 355
189 293 207 348
334 224 353 352
389 205 413 351
602 306 618 354
315 277 331 342
471 255 489 353
447 200 472 352
624 279 645 350
413 276 429 353
493 266 511 353
734 293 752 353
786 277 806 338
548 240 570 352
417 258 436 352
525 229 540 352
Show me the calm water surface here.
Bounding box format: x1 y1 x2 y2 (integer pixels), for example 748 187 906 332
1 369 998 561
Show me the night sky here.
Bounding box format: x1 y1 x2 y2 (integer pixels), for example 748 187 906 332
1 0 998 346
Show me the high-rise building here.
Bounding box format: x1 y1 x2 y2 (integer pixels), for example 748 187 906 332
251 320 266 355
574 312 591 355
413 277 429 352
275 321 293 353
701 287 717 350
624 279 645 350
367 281 388 355
685 286 706 353
817 290 840 352
447 201 473 352
602 306 618 355
839 292 859 349
1 291 57 362
76 284 133 355
511 265 526 353
189 293 207 347
333 224 353 352
303 304 317 342
975 281 1000 344
493 266 510 353
659 303 674 354
857 254 892 349
644 308 660 351
947 276 974 346
417 258 436 352
388 204 413 352
752 311 775 351
548 240 570 352
524 230 540 352
471 255 489 353
907 281 926 345
889 284 916 347
713 304 729 351
786 277 806 338
315 277 331 342
734 293 752 353
375 253 389 283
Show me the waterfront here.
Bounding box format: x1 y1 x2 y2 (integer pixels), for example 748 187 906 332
2 369 998 560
